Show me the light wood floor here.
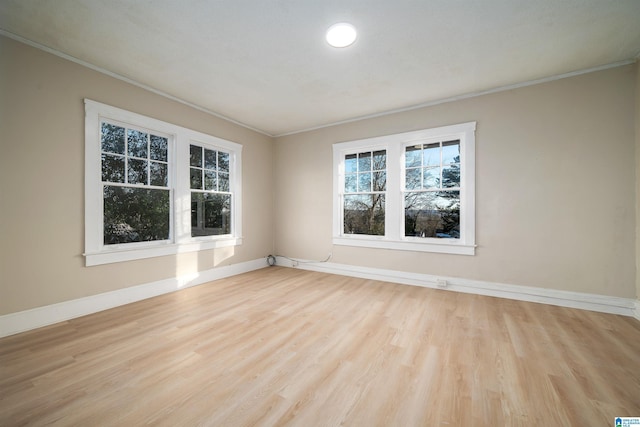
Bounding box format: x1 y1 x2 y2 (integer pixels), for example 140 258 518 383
1 267 639 426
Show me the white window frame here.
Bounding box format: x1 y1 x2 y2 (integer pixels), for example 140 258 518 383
333 122 476 255
84 99 242 266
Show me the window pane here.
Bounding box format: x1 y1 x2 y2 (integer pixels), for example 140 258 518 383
150 135 168 161
101 154 125 183
405 168 421 190
423 143 440 167
343 194 385 235
128 159 148 185
373 150 386 170
423 167 440 188
204 149 217 170
191 193 231 236
101 123 125 154
442 140 460 164
345 173 357 193
190 167 202 189
103 186 170 244
190 145 202 167
218 172 230 191
150 161 168 187
358 152 371 172
358 172 371 192
442 164 460 188
373 171 386 191
128 129 148 158
405 145 421 167
345 154 357 173
404 191 460 238
218 152 229 172
204 170 217 191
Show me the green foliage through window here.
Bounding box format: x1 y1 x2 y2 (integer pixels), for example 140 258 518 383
103 186 170 244
101 121 170 245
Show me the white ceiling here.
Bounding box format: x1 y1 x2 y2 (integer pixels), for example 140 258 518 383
1 0 639 136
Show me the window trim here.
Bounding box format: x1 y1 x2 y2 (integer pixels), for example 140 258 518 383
84 99 242 266
332 122 476 255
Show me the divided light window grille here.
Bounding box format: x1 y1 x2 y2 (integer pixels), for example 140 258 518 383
189 144 232 237
100 122 171 245
332 121 475 255
342 150 387 236
404 140 461 239
85 99 244 266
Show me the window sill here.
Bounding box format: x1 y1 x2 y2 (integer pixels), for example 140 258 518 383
333 236 475 255
84 237 243 266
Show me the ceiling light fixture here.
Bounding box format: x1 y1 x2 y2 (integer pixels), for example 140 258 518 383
326 23 357 48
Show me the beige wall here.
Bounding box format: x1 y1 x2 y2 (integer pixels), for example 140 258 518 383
0 36 274 315
1 33 637 318
274 64 637 298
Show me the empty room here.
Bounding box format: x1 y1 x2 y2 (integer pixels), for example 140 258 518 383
1 1 640 425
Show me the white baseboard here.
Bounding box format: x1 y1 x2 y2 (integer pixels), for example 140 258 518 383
0 258 268 338
3 257 636 339
276 257 638 318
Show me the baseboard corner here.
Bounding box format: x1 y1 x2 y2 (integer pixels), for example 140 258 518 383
0 257 268 338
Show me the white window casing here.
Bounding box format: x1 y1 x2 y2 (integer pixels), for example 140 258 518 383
333 122 476 255
84 99 242 266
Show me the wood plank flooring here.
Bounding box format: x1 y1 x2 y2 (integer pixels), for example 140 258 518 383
1 267 639 426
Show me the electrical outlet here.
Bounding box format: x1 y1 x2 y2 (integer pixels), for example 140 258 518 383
436 278 448 288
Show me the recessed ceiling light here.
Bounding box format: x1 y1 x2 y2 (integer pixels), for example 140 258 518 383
326 23 357 48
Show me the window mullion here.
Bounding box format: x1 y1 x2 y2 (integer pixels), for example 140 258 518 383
146 133 151 186
386 143 402 241
123 128 129 185
333 148 344 238
174 135 191 244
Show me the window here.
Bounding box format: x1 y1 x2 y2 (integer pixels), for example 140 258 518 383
85 99 242 266
189 144 231 237
333 122 476 255
404 140 461 239
101 123 171 245
343 150 386 236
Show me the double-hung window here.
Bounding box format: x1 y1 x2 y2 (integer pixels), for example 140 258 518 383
189 144 232 237
101 123 172 245
343 149 387 236
333 122 476 255
85 99 242 266
404 140 461 239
